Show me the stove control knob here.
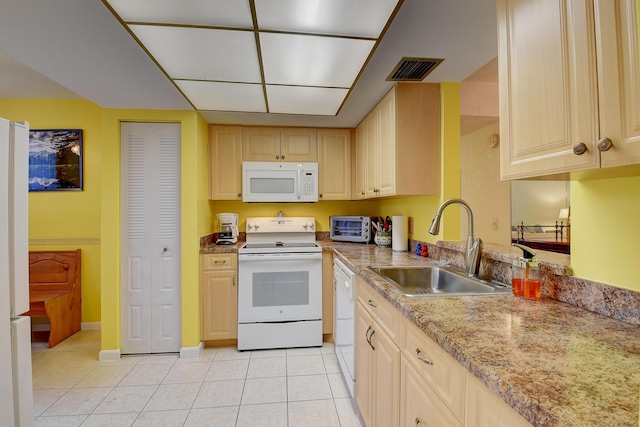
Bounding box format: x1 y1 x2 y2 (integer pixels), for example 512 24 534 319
305 222 315 230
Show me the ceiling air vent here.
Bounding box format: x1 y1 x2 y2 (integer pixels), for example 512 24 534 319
386 57 444 81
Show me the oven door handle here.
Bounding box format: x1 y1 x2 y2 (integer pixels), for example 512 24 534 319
239 253 322 262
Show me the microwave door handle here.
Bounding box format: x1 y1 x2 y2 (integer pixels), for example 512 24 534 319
297 168 302 199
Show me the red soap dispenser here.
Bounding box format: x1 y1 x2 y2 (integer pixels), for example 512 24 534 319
511 243 541 300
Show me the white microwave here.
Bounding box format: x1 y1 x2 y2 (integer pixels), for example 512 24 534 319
242 161 318 203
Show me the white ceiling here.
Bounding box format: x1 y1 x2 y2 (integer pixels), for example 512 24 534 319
0 0 498 128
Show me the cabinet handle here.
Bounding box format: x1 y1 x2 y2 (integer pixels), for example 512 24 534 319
319 194 323 198
214 260 227 264
237 193 242 197
367 299 377 308
364 326 376 351
415 417 422 427
415 349 433 365
233 277 236 286
597 137 613 152
276 154 280 159
281 155 285 159
572 142 588 155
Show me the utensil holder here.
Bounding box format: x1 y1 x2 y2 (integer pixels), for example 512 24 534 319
374 231 392 248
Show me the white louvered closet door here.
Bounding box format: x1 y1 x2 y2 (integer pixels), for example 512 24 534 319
120 122 181 354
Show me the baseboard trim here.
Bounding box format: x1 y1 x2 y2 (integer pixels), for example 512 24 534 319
180 342 204 359
81 322 101 330
99 349 121 361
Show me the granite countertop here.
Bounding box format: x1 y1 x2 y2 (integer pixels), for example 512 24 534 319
325 242 640 427
201 240 640 426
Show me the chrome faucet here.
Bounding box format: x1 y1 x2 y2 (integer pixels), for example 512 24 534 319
428 198 483 277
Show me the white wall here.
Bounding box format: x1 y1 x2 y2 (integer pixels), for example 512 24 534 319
460 121 511 244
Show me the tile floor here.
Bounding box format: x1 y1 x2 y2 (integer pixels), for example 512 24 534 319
31 330 365 427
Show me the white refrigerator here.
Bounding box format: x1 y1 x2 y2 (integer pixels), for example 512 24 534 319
0 118 34 427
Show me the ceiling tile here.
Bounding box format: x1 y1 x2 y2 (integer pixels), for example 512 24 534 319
260 33 375 87
176 80 266 112
106 0 253 28
129 25 261 82
266 85 348 115
255 0 399 38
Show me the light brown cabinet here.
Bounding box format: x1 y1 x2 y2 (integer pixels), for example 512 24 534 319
356 276 401 427
465 371 531 427
321 250 334 335
498 0 640 179
354 83 440 199
356 276 532 427
318 128 352 200
209 125 242 200
356 301 400 427
201 253 238 341
242 127 318 162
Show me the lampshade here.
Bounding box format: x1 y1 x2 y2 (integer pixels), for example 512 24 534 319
559 208 570 219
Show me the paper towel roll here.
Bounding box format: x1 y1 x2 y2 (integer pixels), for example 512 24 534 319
392 215 408 252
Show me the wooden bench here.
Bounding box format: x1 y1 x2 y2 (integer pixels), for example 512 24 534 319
26 250 82 348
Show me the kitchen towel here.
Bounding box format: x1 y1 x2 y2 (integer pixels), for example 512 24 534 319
392 215 408 252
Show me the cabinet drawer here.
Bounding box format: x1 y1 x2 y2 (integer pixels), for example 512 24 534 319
401 317 465 423
401 357 462 427
201 253 237 271
356 276 400 342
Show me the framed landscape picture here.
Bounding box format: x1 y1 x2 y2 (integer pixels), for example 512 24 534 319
28 129 83 191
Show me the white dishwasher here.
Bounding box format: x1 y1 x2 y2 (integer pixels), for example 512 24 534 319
333 257 356 397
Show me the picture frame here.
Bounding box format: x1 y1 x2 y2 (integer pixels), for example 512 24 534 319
28 129 83 191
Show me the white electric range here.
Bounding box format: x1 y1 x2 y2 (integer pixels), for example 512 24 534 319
237 217 322 351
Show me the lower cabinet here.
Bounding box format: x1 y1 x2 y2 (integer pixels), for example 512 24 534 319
401 357 462 427
465 371 531 427
355 279 532 427
355 301 400 427
201 253 238 341
322 251 334 335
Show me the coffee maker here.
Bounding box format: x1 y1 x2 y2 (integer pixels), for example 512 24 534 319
216 213 239 245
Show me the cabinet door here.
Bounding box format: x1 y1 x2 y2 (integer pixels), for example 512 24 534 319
242 127 281 161
318 129 351 200
322 251 334 335
465 371 531 427
365 111 380 198
372 321 400 427
201 270 238 340
401 358 462 427
377 88 396 197
354 121 367 200
209 125 242 200
281 128 318 162
355 302 374 427
498 0 599 179
595 0 640 167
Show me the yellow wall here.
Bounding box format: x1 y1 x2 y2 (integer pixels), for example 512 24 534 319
0 99 103 323
571 176 640 292
210 200 380 232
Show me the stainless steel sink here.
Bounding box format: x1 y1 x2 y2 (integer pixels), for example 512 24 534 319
368 265 511 297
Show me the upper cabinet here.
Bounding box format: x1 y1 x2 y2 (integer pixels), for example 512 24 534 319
242 127 318 162
209 125 351 200
318 128 352 200
498 0 640 179
209 125 243 200
354 83 441 199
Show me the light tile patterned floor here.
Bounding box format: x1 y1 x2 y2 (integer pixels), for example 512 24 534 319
31 331 365 427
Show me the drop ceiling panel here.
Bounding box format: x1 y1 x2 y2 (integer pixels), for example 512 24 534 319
129 25 261 82
176 81 266 112
106 0 253 28
267 85 348 115
260 33 375 87
255 0 400 38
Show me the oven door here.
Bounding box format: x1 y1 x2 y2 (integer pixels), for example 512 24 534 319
238 252 322 323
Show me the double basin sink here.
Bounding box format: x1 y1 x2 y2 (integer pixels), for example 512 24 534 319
368 265 511 297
